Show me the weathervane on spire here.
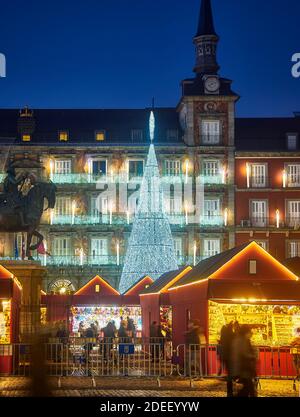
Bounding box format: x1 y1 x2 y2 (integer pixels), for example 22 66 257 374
149 110 155 143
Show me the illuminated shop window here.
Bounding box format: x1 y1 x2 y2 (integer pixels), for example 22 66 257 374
59 131 69 141
95 131 106 141
22 134 31 142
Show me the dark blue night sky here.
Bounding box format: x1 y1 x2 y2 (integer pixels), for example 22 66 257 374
0 0 299 116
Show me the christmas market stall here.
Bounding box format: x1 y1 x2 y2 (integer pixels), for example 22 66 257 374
0 264 22 374
42 275 153 337
140 266 192 339
167 241 300 377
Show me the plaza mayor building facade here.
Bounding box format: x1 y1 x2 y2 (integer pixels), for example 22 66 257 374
0 0 299 294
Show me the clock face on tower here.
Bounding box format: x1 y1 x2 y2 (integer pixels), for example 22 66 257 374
204 76 220 93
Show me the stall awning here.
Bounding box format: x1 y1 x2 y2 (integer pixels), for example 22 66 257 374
208 280 300 303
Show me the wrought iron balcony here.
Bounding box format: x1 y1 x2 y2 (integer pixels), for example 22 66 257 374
200 215 225 227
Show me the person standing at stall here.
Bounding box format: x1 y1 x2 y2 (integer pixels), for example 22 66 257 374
219 321 235 396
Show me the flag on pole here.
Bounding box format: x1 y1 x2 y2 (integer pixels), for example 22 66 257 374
37 241 51 256
21 233 26 260
14 235 19 259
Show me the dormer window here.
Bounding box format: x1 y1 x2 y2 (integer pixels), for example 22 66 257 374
22 134 31 142
287 133 298 150
59 131 69 142
131 129 143 142
95 130 106 141
167 129 178 141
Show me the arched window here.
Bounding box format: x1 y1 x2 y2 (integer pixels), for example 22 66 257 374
49 279 75 295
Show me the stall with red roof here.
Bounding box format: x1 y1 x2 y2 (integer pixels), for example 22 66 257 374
165 242 300 376
0 264 22 374
42 274 153 337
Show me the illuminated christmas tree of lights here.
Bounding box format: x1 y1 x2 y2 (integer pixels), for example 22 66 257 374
119 111 178 294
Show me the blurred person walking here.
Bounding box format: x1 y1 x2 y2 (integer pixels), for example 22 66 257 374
231 324 258 397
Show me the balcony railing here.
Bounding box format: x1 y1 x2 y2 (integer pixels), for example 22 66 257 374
0 254 206 267
201 135 223 145
240 217 300 229
200 215 225 227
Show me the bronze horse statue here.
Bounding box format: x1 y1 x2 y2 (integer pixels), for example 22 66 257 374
0 180 56 260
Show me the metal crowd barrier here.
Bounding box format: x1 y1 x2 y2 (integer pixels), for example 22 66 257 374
0 338 174 378
1 342 300 382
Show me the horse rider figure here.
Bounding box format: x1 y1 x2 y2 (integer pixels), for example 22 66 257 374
1 166 27 210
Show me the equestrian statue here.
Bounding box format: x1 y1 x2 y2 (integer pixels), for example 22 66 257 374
0 165 56 260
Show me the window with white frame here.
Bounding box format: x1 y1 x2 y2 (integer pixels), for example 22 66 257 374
128 160 144 179
256 241 268 251
165 160 181 176
166 195 182 214
251 164 267 188
204 199 220 219
203 239 221 258
91 196 108 217
251 200 268 227
287 134 298 150
288 241 300 258
203 160 220 177
55 197 72 216
53 237 71 256
287 164 300 187
90 159 107 176
201 120 221 144
54 160 72 174
287 200 300 226
174 237 183 258
91 238 108 264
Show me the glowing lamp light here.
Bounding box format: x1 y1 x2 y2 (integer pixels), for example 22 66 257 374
185 160 189 184
184 203 189 225
127 210 130 225
193 242 197 266
224 208 229 227
282 169 287 188
79 248 84 266
50 209 54 225
43 240 47 266
276 209 280 229
59 287 66 295
72 201 76 225
221 166 226 184
246 163 251 188
109 201 113 225
116 241 120 266
49 159 54 180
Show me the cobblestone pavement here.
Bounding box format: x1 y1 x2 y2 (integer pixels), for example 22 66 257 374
0 377 298 397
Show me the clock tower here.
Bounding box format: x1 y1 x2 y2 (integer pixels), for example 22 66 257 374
177 0 239 253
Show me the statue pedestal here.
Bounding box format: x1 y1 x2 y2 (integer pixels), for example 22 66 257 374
0 260 46 341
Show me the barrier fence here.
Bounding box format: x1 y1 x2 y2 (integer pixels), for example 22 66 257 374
0 340 300 381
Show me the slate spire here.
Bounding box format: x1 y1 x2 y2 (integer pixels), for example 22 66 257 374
193 0 220 75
